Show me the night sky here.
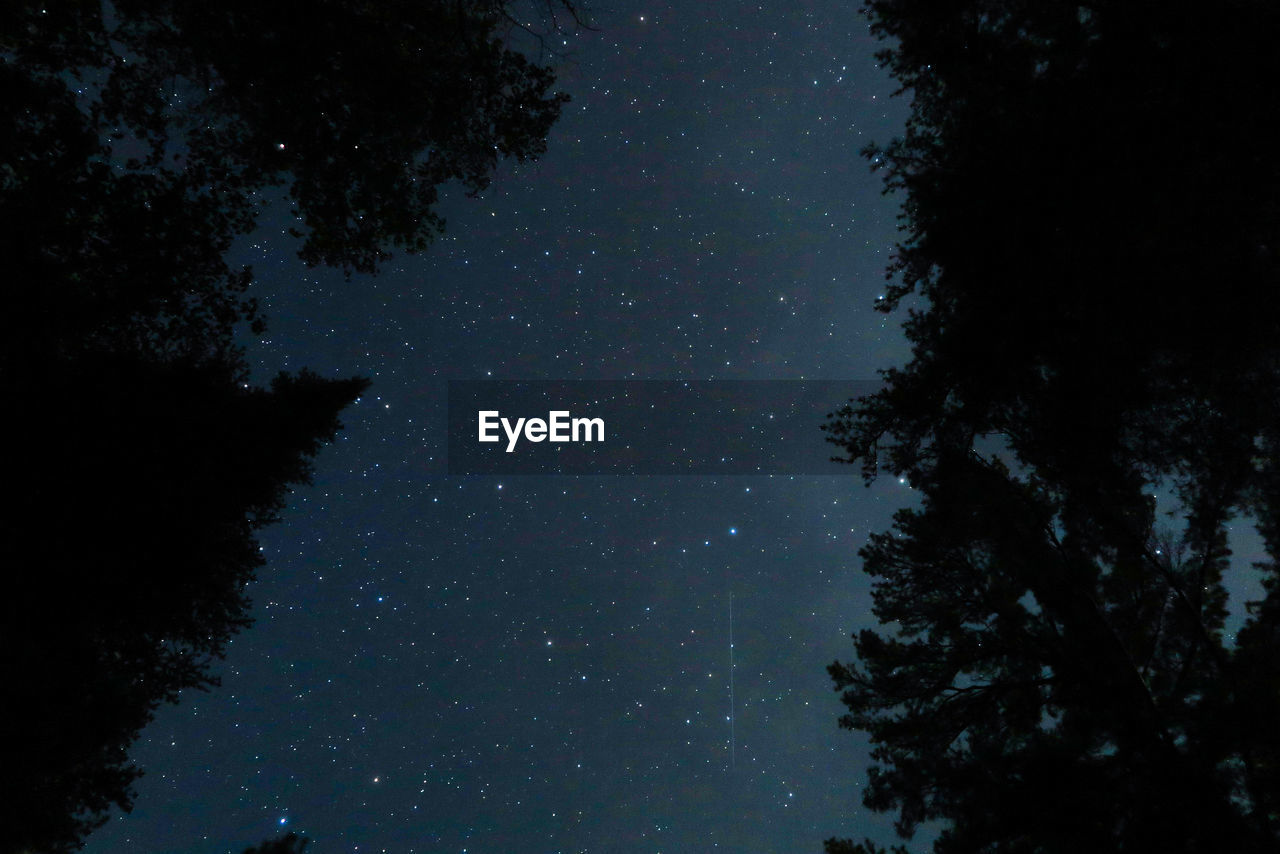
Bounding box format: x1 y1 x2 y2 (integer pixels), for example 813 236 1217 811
82 2 925 851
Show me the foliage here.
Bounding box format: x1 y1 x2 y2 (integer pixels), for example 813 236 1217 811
827 449 1278 851
5 0 579 274
825 1 1280 850
825 838 910 854
1 1 581 851
3 356 368 854
242 833 310 854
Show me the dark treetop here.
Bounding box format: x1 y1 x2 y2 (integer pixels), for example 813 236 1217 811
1 2 578 851
824 2 1280 851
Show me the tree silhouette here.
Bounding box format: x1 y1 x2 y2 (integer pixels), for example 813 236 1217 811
825 1 1280 850
6 0 581 274
5 359 367 854
1 2 582 851
825 450 1279 851
242 833 310 854
825 839 909 854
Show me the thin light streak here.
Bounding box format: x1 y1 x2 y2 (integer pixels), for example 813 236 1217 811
729 590 735 770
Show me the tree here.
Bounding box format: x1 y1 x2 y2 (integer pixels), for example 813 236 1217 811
4 359 368 854
826 451 1277 851
242 833 310 854
5 0 580 274
0 2 583 851
825 839 910 854
824 1 1280 850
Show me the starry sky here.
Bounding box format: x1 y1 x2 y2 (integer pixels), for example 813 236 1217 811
82 2 927 851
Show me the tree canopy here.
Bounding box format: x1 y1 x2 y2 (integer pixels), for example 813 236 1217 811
1 2 580 851
5 0 576 274
825 1 1280 851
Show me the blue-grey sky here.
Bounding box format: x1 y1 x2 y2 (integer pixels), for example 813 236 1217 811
82 3 923 851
